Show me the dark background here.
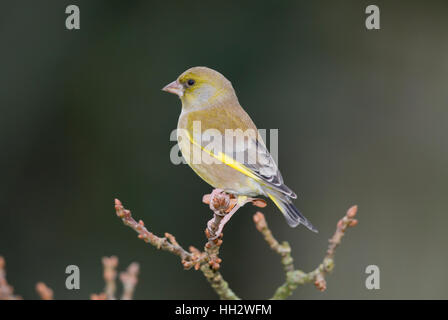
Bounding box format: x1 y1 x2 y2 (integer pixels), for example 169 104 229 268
1 0 447 299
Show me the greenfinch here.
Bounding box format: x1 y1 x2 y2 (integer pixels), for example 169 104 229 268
162 67 317 232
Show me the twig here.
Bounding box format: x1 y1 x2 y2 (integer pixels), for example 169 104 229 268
0 256 22 300
36 282 54 300
102 256 118 299
200 190 267 300
114 193 358 300
0 255 140 300
120 262 140 300
252 206 359 299
115 199 194 262
90 293 107 300
91 256 141 300
253 213 295 273
115 196 243 300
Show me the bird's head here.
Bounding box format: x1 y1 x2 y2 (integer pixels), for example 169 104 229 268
162 67 235 110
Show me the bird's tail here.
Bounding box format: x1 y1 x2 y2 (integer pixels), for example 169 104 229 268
267 192 318 233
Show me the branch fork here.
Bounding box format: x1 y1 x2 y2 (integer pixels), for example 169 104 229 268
114 190 358 300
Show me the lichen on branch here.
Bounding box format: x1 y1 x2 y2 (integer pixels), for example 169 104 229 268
254 205 358 299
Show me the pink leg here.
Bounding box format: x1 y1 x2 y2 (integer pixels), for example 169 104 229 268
208 203 241 240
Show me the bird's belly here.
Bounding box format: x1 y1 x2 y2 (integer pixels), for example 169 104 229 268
191 162 261 196
177 139 262 196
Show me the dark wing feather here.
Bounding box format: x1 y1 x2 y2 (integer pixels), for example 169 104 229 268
226 135 297 199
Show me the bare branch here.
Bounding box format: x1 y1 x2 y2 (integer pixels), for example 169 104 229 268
115 196 240 300
1 255 141 300
91 257 141 300
114 193 358 300
115 199 194 263
253 212 294 273
120 262 140 300
252 206 359 299
0 256 22 300
90 293 107 300
102 256 118 299
36 282 53 300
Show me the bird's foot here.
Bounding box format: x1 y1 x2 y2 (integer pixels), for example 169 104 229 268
208 203 241 240
204 189 229 213
203 189 268 241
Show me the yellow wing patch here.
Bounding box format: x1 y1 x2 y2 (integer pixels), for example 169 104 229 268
186 131 260 182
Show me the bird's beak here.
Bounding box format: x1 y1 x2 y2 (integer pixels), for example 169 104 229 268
162 80 184 97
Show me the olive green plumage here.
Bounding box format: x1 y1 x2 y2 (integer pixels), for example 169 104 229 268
163 67 317 232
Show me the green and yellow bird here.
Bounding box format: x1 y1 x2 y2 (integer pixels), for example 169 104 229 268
162 66 317 232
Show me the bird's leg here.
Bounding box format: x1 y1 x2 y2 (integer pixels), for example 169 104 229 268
204 190 267 240
205 189 236 240
209 203 241 240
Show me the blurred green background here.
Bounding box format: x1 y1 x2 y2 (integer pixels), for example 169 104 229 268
1 0 447 299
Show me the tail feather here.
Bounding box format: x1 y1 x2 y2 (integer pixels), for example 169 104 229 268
267 193 318 233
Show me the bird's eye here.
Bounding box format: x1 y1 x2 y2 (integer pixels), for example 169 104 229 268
187 79 195 86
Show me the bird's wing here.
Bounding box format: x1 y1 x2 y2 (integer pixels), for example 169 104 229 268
182 103 297 199
239 137 297 199
188 128 297 199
